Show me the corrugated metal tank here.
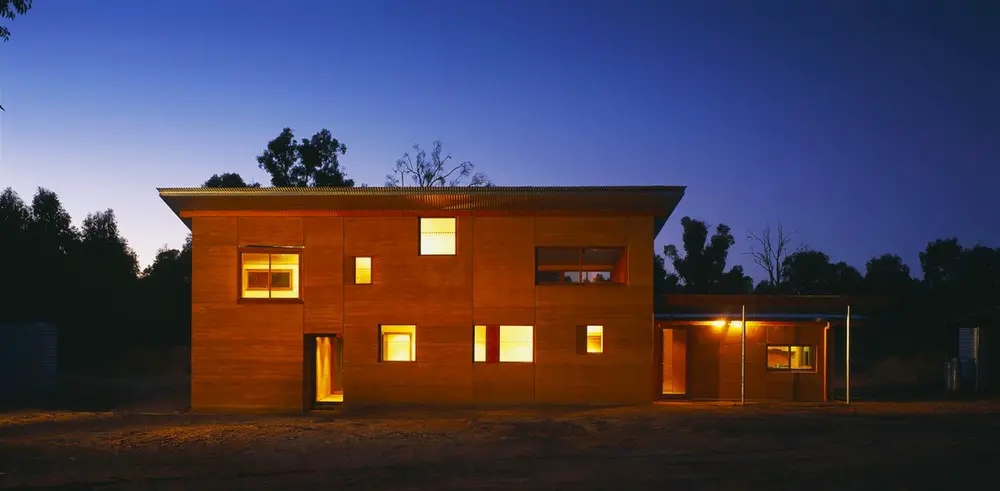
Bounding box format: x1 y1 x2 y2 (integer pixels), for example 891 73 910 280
0 323 58 395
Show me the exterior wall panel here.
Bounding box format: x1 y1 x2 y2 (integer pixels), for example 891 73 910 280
190 216 305 413
303 217 343 335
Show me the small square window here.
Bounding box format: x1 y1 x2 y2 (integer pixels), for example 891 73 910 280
586 325 603 353
380 325 416 362
420 218 456 255
355 257 372 284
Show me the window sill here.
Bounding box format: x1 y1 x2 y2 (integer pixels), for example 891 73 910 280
766 368 817 373
238 298 304 305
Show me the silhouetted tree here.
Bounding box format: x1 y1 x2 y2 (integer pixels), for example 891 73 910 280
0 188 32 321
653 253 680 294
137 236 192 345
203 173 261 188
781 248 863 295
386 140 490 187
256 128 354 187
663 217 752 293
26 188 79 322
1 0 31 44
747 223 794 290
864 254 915 295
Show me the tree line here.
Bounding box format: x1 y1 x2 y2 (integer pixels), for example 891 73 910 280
657 216 999 363
2 127 995 372
0 130 487 372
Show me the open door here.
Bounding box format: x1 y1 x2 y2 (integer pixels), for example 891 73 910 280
661 327 688 398
307 334 343 407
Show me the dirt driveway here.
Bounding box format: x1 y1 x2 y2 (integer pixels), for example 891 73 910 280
1 402 998 490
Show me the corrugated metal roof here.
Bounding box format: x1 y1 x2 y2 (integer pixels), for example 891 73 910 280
158 185 686 233
157 185 686 196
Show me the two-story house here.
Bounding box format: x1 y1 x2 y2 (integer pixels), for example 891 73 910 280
158 186 685 412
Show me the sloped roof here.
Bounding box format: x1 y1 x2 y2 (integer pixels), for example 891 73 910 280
157 185 686 235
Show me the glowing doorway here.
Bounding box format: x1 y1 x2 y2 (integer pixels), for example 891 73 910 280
313 335 343 404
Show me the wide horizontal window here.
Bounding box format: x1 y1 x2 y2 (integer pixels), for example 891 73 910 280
767 345 814 371
240 250 301 299
380 325 416 362
535 247 626 285
420 217 456 255
474 325 534 363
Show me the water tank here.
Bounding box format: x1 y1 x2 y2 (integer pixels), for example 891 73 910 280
0 323 58 395
957 327 980 391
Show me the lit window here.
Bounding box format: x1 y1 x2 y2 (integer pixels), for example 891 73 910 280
535 247 625 285
499 325 533 362
380 325 416 362
586 325 603 353
474 325 487 362
473 325 533 363
767 345 814 371
355 257 372 284
240 251 300 299
420 218 456 255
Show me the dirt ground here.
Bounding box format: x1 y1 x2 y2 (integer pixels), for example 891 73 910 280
1 402 998 490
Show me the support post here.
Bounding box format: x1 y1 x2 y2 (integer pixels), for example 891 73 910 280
741 304 746 406
846 304 851 405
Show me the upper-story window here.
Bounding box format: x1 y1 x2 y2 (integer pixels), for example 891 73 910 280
535 247 626 285
240 249 301 300
419 218 456 255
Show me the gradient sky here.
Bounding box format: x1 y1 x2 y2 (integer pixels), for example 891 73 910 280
1 0 997 278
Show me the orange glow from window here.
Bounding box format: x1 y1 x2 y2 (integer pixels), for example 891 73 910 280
420 218 456 255
355 257 372 284
381 325 416 361
499 325 533 362
241 252 300 299
586 325 603 353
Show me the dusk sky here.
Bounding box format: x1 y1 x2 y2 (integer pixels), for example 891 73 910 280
1 0 997 277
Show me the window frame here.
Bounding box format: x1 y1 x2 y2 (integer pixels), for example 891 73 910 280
237 246 303 304
418 217 457 256
765 344 816 372
473 325 535 363
535 246 627 286
379 325 417 362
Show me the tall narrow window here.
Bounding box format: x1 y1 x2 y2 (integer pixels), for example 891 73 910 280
536 247 626 285
240 250 301 299
473 325 534 363
355 257 372 284
420 218 456 255
380 325 416 362
586 325 604 353
474 325 487 362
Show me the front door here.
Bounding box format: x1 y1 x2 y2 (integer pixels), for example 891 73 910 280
306 334 343 407
661 327 688 398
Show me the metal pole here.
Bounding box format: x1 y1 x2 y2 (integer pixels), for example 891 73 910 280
741 304 746 406
846 304 851 405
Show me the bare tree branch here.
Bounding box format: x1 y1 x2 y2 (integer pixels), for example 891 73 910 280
746 223 794 287
384 140 491 187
